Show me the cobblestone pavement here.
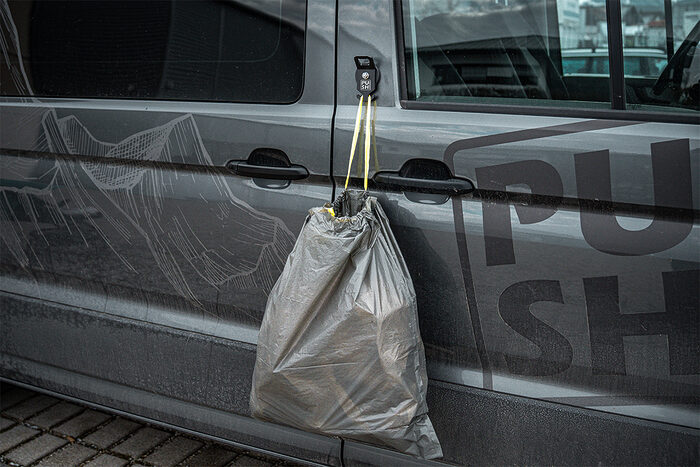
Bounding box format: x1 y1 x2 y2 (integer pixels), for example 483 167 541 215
0 383 303 467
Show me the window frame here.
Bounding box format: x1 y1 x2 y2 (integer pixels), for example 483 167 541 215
392 0 699 124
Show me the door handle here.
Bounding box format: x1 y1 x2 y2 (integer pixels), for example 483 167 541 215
227 148 309 181
373 158 474 195
227 161 308 180
373 172 474 195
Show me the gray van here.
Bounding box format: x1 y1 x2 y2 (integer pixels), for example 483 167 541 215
1 0 698 465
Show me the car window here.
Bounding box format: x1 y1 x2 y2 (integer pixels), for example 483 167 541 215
624 57 641 76
620 0 699 111
401 0 611 107
593 57 609 74
562 57 588 74
400 0 698 113
0 0 306 103
562 54 668 77
651 57 667 74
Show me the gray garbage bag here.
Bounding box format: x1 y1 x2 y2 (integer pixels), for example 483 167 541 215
250 190 442 459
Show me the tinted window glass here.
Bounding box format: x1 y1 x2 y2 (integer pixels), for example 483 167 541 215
1 0 306 103
402 0 611 106
624 56 644 76
562 57 588 74
621 0 699 111
401 0 699 112
562 54 667 77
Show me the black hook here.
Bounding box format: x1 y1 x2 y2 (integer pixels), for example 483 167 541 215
354 56 379 99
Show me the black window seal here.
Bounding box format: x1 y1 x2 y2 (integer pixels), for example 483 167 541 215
392 0 699 125
605 0 626 110
664 0 674 61
394 0 409 103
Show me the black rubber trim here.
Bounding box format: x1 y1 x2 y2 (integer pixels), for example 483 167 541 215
664 0 675 61
0 147 330 185
330 0 340 202
606 0 626 110
393 0 409 102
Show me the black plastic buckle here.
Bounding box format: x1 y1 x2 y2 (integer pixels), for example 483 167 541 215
354 56 379 98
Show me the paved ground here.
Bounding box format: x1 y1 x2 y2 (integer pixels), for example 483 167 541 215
0 383 302 467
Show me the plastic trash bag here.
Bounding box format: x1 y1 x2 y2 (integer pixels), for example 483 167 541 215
250 190 442 459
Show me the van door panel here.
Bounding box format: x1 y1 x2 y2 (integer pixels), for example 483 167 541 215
1 0 340 462
334 2 699 454
341 104 699 425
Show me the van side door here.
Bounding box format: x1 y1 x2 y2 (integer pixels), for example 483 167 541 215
335 0 698 465
0 1 341 463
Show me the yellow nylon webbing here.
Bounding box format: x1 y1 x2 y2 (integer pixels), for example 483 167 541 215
344 94 376 192
372 98 379 172
344 95 364 190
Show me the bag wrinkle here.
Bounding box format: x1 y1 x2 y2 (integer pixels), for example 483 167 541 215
250 190 442 459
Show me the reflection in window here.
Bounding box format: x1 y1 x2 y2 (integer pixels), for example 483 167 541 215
403 0 611 106
621 0 699 110
401 0 698 112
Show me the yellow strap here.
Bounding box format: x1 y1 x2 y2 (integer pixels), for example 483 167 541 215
344 95 376 192
363 94 372 191
372 99 379 172
344 95 364 190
